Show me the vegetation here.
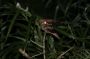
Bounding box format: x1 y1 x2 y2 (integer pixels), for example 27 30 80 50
0 0 90 59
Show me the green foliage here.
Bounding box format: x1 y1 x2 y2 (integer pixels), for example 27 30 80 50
0 0 90 59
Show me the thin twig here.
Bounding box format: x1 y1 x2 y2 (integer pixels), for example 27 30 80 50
57 47 74 59
18 48 31 59
31 52 43 58
43 33 46 59
30 40 44 48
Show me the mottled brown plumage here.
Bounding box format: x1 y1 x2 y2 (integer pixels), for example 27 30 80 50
38 19 63 39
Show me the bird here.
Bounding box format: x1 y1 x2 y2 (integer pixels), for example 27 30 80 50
38 19 64 39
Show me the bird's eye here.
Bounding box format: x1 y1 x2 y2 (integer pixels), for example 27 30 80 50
42 21 48 25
